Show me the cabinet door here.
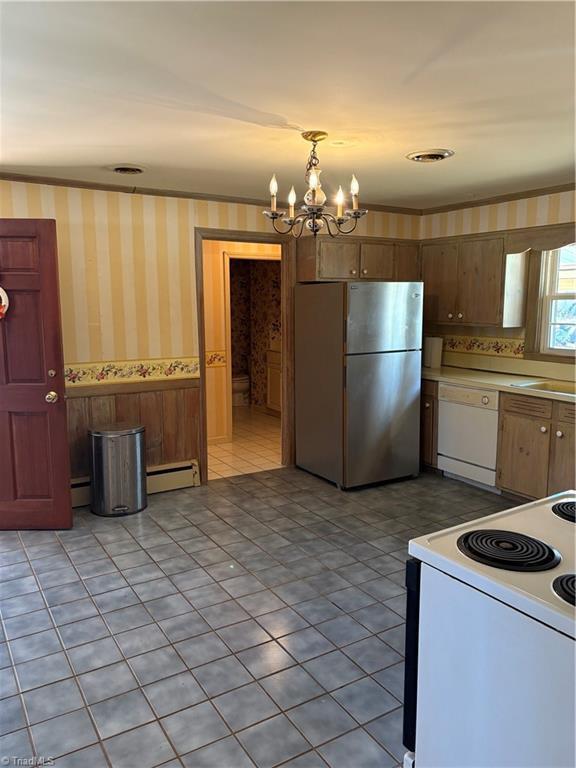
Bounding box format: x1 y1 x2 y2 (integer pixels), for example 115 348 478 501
497 413 551 498
360 243 395 279
548 421 575 494
420 394 437 466
421 243 458 325
395 244 421 281
457 238 504 324
318 241 359 279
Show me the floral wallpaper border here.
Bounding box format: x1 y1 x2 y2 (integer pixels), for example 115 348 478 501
444 336 525 358
65 357 200 385
205 351 226 368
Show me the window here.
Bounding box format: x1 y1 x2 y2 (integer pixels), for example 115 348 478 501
540 243 576 355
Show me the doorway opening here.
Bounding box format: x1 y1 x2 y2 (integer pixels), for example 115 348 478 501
200 239 284 480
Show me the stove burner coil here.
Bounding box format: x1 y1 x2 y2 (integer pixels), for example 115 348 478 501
457 529 561 572
553 574 575 606
551 500 576 524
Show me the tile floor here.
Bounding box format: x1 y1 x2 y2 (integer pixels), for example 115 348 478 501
0 468 512 768
208 407 282 480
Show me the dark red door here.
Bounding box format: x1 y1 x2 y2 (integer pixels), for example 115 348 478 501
0 219 71 529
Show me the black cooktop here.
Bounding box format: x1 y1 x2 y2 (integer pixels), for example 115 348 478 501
552 501 576 524
457 529 562 572
553 574 576 606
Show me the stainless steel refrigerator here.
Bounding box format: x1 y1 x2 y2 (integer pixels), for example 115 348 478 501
295 281 423 489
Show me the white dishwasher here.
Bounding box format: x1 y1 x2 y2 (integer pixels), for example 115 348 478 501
437 383 499 486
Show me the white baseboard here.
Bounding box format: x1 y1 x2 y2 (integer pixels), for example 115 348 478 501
71 460 201 509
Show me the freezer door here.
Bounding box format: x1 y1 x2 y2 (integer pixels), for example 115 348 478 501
346 281 423 354
344 350 421 488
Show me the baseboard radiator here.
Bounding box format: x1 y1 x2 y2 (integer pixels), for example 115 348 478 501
70 460 201 508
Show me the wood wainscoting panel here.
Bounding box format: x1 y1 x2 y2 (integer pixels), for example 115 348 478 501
140 391 164 466
66 379 201 480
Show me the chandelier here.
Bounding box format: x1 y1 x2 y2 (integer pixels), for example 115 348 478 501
263 130 368 238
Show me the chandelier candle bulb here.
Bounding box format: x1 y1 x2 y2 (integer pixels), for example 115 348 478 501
336 186 344 219
288 186 296 218
350 174 359 210
269 174 278 212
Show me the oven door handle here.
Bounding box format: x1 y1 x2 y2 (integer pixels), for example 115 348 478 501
403 557 422 754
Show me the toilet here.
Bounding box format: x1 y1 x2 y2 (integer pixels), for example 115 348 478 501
232 373 250 406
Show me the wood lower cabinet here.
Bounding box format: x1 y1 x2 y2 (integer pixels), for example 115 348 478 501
497 393 575 498
497 411 551 499
421 380 438 467
548 407 576 494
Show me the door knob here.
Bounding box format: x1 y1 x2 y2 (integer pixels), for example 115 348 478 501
447 313 453 319
361 268 368 275
424 402 430 409
457 313 464 319
556 430 564 438
350 269 357 276
482 396 490 405
540 426 547 433
45 391 59 404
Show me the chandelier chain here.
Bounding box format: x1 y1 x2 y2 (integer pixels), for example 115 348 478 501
305 142 320 175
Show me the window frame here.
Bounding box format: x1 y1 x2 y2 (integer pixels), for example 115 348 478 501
538 246 576 357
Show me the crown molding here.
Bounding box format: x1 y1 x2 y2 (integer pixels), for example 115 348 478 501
0 170 573 216
422 182 576 215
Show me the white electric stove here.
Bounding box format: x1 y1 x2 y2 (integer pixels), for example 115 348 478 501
403 491 576 768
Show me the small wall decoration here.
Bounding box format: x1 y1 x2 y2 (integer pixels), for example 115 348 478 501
0 286 9 320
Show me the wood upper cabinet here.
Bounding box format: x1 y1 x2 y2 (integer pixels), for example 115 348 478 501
296 238 421 283
457 239 504 325
497 394 575 499
394 243 421 281
360 243 394 279
421 236 526 328
318 241 360 279
421 242 459 325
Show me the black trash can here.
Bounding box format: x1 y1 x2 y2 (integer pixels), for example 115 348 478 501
89 424 147 516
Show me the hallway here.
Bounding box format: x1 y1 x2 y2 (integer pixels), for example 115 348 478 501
208 408 282 480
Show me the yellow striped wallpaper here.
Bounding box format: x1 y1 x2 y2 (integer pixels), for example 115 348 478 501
0 179 574 369
420 190 575 239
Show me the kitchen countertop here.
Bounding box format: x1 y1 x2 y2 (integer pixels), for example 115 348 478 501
422 366 576 403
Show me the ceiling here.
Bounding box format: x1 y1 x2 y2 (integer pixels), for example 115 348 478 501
1 1 574 209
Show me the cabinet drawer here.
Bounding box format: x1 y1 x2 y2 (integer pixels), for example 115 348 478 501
501 393 553 419
553 401 576 424
438 383 498 410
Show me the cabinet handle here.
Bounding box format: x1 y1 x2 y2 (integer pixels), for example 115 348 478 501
447 313 454 319
540 426 548 433
424 402 430 409
361 268 368 276
457 313 463 319
556 430 564 438
350 269 357 276
481 396 489 405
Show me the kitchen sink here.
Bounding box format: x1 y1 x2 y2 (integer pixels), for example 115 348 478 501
511 380 576 395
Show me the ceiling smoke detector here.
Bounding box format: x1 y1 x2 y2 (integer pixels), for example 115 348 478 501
406 149 455 163
110 164 144 175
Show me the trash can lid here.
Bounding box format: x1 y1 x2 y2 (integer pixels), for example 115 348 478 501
89 423 145 437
